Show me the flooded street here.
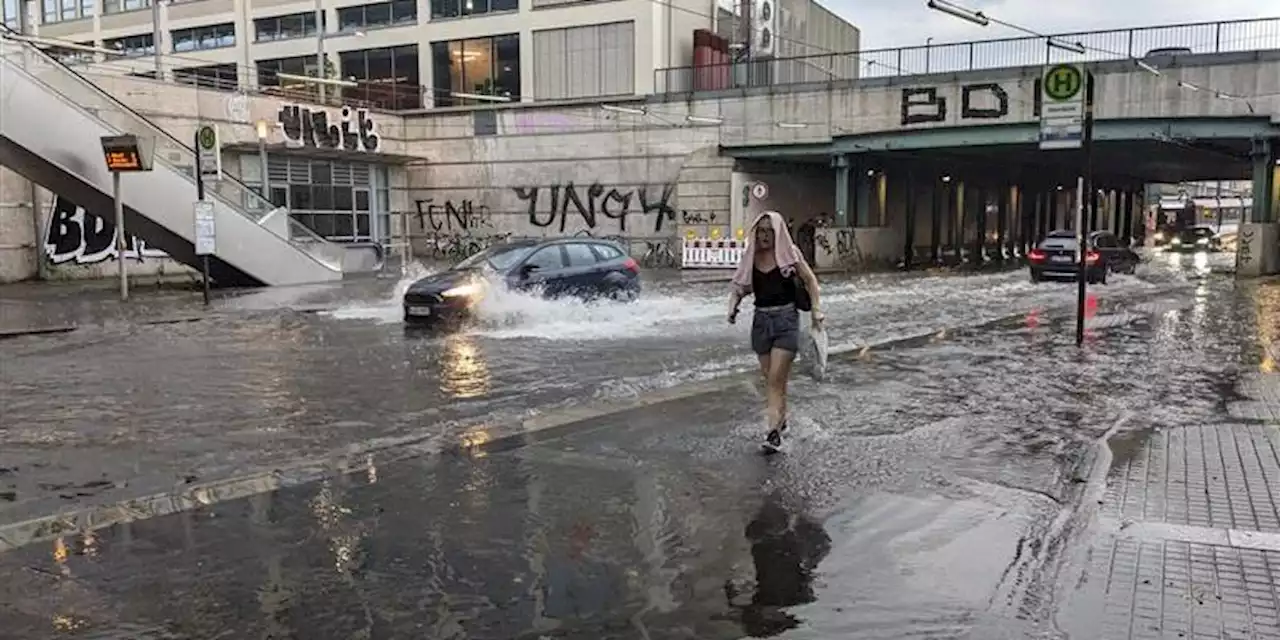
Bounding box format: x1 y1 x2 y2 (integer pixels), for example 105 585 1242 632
2 250 1277 639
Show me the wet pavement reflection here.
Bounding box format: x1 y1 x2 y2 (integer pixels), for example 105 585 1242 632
0 251 1269 638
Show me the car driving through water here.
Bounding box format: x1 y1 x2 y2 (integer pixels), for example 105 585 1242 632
402 238 642 325
1166 226 1222 253
1027 229 1139 285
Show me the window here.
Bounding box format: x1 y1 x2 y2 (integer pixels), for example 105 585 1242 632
102 0 150 14
255 157 379 243
47 42 96 64
564 243 599 267
340 44 420 110
533 21 635 100
104 33 155 57
430 33 520 107
430 0 517 19
592 243 624 260
3 0 19 28
336 0 416 34
174 63 238 90
41 0 93 24
258 55 328 98
525 246 565 271
254 11 324 42
172 22 235 53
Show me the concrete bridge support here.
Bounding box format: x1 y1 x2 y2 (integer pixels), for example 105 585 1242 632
1238 139 1279 277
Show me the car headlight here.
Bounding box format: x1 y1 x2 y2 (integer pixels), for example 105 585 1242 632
1196 238 1209 245
442 283 483 298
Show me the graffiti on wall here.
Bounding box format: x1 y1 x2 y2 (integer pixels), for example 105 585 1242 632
680 210 719 225
815 228 859 267
513 182 678 234
44 196 167 265
900 80 1043 126
278 104 381 153
413 198 494 233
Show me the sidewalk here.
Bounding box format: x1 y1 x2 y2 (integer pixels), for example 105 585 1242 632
1056 286 1280 639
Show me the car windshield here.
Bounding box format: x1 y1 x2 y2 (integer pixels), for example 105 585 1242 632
452 244 535 271
1184 228 1214 238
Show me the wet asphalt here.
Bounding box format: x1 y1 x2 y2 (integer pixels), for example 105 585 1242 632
0 250 1262 639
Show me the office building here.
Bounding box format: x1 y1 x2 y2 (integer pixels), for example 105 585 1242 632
3 0 860 109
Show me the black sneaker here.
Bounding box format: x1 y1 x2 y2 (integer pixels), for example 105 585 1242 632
762 428 783 453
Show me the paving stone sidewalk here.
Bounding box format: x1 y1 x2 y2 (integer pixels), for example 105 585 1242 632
1068 371 1280 640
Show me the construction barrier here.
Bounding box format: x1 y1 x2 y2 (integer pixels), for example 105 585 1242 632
682 238 746 269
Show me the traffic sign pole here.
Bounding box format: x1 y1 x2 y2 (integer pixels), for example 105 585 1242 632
1075 71 1095 347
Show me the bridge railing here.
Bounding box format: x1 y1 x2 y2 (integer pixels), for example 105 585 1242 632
654 17 1280 94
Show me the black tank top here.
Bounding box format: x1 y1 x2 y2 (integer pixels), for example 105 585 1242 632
753 267 796 308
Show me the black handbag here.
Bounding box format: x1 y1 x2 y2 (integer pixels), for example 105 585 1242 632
792 273 813 312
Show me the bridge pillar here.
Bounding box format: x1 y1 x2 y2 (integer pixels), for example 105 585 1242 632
1238 139 1279 278
853 164 874 227
832 155 851 228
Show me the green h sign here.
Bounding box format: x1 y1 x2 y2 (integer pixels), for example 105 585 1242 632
1043 64 1083 101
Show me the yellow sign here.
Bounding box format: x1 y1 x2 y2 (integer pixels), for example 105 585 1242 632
710 227 722 238
735 228 745 240
104 149 144 171
685 229 696 239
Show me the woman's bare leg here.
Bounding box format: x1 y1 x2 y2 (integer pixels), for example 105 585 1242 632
766 348 796 431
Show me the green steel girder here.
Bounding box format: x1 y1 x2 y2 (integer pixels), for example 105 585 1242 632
720 118 1280 159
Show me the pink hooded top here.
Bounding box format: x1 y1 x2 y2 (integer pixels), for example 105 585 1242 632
731 211 804 295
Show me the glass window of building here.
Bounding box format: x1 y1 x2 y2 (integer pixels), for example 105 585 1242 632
258 55 325 98
172 22 235 53
41 0 94 24
340 44 420 110
104 33 155 57
48 42 97 64
254 11 324 42
336 0 416 34
430 34 519 107
174 63 238 90
3 0 18 28
256 157 380 243
102 0 150 14
430 0 517 20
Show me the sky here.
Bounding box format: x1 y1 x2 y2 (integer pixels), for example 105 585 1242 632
826 0 1280 50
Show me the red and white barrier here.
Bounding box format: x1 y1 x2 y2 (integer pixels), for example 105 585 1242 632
682 238 746 269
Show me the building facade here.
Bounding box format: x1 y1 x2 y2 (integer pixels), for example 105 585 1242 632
3 0 858 110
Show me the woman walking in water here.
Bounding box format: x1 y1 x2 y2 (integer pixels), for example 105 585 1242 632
727 211 824 452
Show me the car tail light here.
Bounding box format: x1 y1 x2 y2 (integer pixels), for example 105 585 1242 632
623 258 639 273
1028 248 1046 262
1086 250 1100 264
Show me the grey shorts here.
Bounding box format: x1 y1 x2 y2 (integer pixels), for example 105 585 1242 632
751 304 801 355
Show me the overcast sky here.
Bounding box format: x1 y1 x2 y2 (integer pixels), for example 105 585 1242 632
827 0 1280 50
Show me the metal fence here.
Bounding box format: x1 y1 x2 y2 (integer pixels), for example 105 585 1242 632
654 17 1280 94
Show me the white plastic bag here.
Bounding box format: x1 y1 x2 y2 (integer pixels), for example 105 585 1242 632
798 314 829 382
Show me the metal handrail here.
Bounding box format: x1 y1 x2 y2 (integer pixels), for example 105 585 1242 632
655 16 1280 93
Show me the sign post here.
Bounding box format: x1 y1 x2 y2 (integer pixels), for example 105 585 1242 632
193 124 220 305
98 134 155 302
194 201 216 305
1039 63 1094 346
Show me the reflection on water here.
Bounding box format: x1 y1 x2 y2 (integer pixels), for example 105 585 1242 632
439 334 492 399
730 491 832 638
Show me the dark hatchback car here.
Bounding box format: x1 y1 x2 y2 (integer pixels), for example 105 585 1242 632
403 238 642 324
1028 230 1138 285
1167 226 1221 252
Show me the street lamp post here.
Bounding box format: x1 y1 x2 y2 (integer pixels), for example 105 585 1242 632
151 0 163 80
255 119 270 205
315 0 326 103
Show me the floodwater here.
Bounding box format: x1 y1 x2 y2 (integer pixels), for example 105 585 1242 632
0 256 1213 525
0 250 1268 639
